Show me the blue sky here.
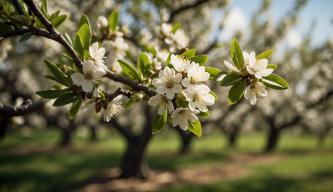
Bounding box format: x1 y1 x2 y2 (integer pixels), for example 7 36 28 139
231 0 333 45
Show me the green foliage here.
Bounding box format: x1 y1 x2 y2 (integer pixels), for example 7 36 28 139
69 98 82 118
230 38 244 70
152 111 168 134
205 67 223 80
137 52 151 77
53 93 77 106
228 80 247 105
262 74 288 90
118 60 141 80
267 64 278 70
256 49 274 59
51 15 67 28
182 49 197 58
221 73 242 86
108 10 119 32
188 120 202 137
171 22 182 33
36 89 69 99
44 60 70 86
190 55 208 66
74 15 92 59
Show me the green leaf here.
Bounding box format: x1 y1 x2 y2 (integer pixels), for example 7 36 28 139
137 52 151 77
181 49 196 57
262 74 288 90
188 120 202 137
118 60 140 80
228 80 247 105
205 67 223 80
79 15 90 27
108 10 119 32
19 32 32 42
0 22 13 33
171 22 182 33
230 38 244 70
69 98 82 118
44 60 69 86
256 49 273 60
190 55 208 66
221 73 242 86
77 24 91 51
51 15 66 27
53 93 77 106
73 35 84 58
36 89 68 99
41 0 48 16
152 111 167 134
198 111 209 118
267 64 278 70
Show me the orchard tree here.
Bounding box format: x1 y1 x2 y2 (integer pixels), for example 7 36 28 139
0 0 288 178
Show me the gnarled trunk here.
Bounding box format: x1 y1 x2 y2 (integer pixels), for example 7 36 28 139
265 125 280 152
227 126 240 148
89 126 97 142
119 134 152 178
59 128 72 147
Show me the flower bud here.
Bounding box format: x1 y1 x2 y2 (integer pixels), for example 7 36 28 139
97 16 108 28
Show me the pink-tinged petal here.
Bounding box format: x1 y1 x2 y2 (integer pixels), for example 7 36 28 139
82 79 93 92
71 73 84 86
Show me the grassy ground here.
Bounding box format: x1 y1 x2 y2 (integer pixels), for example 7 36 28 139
0 128 332 192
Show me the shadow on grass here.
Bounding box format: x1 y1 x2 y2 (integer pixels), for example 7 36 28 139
163 169 333 192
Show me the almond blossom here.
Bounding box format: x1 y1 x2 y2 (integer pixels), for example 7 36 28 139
104 95 123 122
244 82 268 105
183 85 215 112
152 67 182 99
182 63 210 88
71 60 106 92
171 108 198 130
148 94 174 115
170 54 191 74
89 42 108 71
244 51 273 79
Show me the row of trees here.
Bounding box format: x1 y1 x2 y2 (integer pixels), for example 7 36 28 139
1 0 332 179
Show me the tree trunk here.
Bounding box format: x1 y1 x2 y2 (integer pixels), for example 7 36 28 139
265 125 280 152
176 128 194 154
0 117 9 141
119 134 152 179
119 104 153 179
89 126 97 142
227 126 240 148
59 128 72 147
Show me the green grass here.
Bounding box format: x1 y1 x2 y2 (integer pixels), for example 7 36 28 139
0 128 332 192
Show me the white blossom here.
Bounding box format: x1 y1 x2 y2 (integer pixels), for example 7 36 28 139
170 54 191 73
152 67 182 99
244 51 273 79
89 42 108 71
224 60 242 74
182 63 210 88
97 16 108 28
161 23 189 51
171 108 198 130
104 95 123 122
183 85 215 112
148 94 174 115
71 60 106 92
244 82 268 105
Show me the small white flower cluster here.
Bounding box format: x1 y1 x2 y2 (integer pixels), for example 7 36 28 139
224 51 274 105
149 54 215 130
160 23 189 52
70 42 123 122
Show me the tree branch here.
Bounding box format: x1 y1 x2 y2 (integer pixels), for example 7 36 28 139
0 100 44 117
168 0 211 22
